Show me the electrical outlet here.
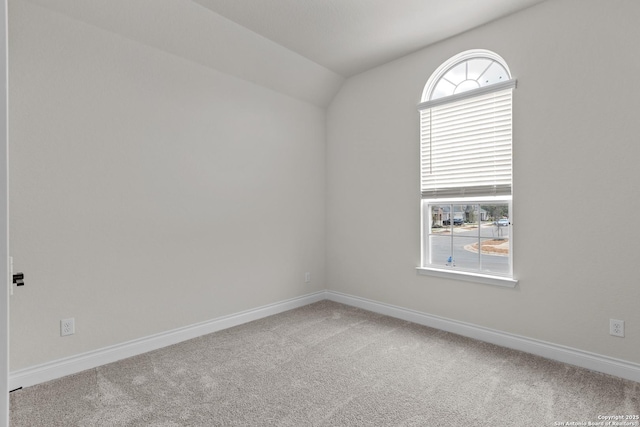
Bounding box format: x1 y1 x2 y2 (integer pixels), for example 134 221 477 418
305 272 311 283
61 318 75 337
610 319 624 337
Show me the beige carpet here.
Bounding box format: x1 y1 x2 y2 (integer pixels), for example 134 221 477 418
10 300 640 426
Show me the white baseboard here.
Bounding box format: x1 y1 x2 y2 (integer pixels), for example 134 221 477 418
9 291 326 390
11 289 640 389
326 290 640 383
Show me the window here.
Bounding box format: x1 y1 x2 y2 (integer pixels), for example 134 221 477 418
417 50 517 287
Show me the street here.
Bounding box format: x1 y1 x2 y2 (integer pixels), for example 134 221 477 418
430 223 510 275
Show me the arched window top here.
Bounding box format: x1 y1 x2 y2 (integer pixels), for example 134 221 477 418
422 49 512 102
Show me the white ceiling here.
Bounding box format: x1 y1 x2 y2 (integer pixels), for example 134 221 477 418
20 0 546 106
192 0 546 77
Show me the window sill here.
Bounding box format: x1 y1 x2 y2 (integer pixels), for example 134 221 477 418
416 267 518 288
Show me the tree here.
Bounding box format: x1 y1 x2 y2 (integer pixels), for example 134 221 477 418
480 204 508 221
464 205 476 223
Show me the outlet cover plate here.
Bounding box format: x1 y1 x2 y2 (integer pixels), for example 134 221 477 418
61 318 75 337
610 319 624 337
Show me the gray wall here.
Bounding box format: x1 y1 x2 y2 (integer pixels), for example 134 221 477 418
326 0 640 364
9 1 326 370
9 0 640 373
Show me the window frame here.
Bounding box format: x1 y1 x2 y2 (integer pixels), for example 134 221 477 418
417 50 517 287
421 49 513 102
418 196 516 288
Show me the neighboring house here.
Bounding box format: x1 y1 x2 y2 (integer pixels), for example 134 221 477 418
432 205 488 225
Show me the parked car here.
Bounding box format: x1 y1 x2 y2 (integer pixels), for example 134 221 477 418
443 218 464 226
495 218 510 227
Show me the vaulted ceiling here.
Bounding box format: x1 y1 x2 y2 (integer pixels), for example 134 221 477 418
193 0 546 76
19 0 546 106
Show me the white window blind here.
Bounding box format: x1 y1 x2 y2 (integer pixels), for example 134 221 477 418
419 87 513 199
